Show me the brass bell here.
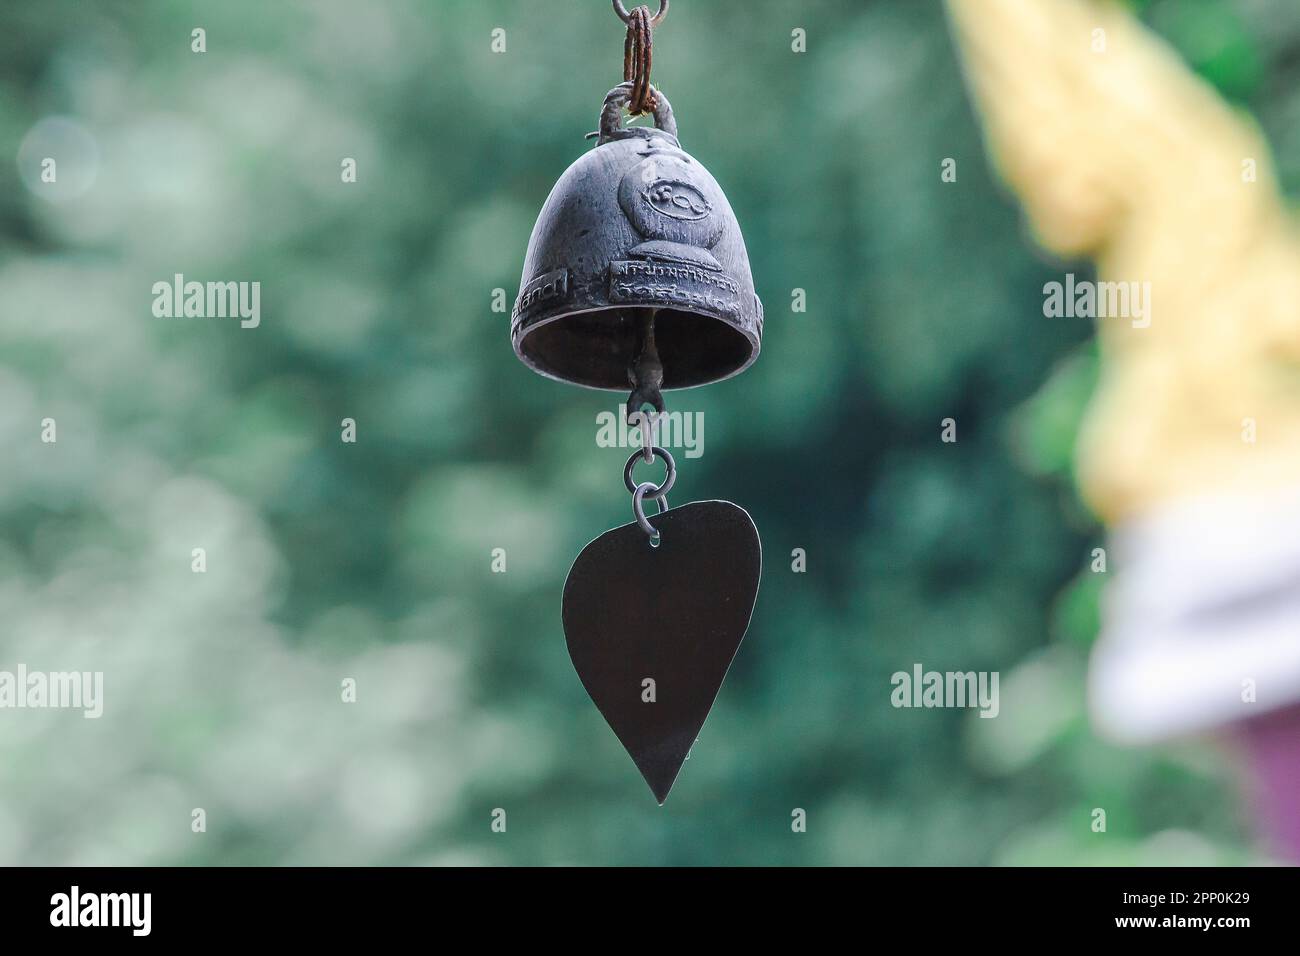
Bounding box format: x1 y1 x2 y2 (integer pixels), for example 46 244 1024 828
513 82 763 396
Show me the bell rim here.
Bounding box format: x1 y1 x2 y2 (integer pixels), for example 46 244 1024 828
512 303 761 391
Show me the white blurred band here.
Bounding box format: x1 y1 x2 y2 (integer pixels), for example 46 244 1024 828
1089 487 1300 743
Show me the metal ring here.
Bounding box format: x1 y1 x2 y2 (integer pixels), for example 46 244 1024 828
597 82 677 144
624 446 675 500
613 0 668 26
633 481 667 542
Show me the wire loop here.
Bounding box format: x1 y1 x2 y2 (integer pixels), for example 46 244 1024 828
619 3 661 115
632 481 667 544
613 0 668 27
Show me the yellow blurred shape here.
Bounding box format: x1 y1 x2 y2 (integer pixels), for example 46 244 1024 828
947 0 1300 525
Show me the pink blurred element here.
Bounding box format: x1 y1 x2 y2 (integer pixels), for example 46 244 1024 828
1239 703 1300 863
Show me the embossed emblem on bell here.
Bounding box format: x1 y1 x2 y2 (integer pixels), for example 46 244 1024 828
512 82 763 391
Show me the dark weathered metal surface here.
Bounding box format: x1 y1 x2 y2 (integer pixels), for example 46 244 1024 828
562 500 761 803
513 83 763 391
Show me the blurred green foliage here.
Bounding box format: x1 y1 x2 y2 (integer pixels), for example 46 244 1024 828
1 0 1296 865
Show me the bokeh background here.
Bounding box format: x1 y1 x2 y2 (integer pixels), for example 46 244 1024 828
1 0 1297 865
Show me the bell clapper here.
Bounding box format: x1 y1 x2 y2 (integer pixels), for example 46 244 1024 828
626 308 664 432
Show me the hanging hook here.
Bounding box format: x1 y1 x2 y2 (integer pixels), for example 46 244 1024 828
613 0 668 26
632 481 667 545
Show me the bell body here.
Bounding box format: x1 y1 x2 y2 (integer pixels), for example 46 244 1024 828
513 86 762 390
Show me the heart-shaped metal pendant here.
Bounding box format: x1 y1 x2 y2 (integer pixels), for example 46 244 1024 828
562 499 761 803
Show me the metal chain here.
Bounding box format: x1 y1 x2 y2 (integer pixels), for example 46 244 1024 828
624 444 675 545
